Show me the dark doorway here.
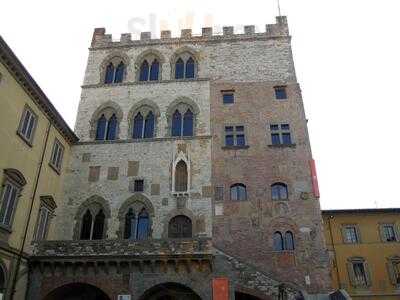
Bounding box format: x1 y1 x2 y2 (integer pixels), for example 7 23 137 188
235 291 263 300
44 283 110 300
168 215 192 238
139 282 201 300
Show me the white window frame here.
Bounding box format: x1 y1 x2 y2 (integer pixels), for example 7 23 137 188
0 181 20 228
49 139 64 173
17 106 37 145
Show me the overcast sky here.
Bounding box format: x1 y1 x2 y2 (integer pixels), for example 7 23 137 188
1 0 399 209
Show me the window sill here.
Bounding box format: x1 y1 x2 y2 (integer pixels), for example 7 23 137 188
49 163 61 175
0 224 12 234
268 143 296 148
222 145 249 150
16 131 33 148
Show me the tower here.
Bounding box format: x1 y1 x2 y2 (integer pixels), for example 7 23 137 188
29 17 331 299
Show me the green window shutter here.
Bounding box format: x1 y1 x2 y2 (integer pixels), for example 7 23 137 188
379 224 386 242
347 262 357 287
387 262 396 285
364 261 372 287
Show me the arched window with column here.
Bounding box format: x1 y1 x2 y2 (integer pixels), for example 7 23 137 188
121 200 152 240
92 105 122 141
132 111 155 139
103 55 126 84
172 50 197 80
75 196 110 240
168 215 192 238
167 99 199 138
273 231 284 251
149 59 159 81
139 60 149 81
80 209 105 240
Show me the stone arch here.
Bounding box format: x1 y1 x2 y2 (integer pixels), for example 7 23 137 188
127 99 161 138
0 259 7 296
135 49 166 81
138 282 203 300
267 217 299 251
166 97 200 137
162 208 198 238
99 51 130 84
3 168 27 186
170 46 200 79
73 195 111 240
43 282 111 300
117 194 155 239
89 101 123 139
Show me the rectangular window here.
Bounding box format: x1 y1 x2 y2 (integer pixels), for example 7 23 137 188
344 226 359 243
383 225 397 242
50 139 64 172
0 182 19 227
353 262 368 286
222 90 235 104
134 179 144 192
224 126 246 147
35 205 51 240
270 124 292 145
18 106 37 144
274 86 287 100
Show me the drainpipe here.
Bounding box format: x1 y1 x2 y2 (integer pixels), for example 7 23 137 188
10 121 51 300
328 215 341 289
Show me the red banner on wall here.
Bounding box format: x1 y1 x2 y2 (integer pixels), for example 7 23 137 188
213 277 229 300
310 159 320 198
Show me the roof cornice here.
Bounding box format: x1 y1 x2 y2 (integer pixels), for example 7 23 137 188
0 36 78 144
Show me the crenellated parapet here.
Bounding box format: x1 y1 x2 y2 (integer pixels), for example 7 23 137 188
91 16 289 48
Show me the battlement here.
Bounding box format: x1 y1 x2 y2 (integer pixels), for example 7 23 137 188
91 16 289 48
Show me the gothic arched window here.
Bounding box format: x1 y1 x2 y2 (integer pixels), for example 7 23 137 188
137 209 150 240
0 265 5 299
124 208 150 240
80 210 92 240
106 114 117 140
95 114 107 140
182 109 193 136
149 59 159 81
171 110 182 137
95 112 119 141
285 231 295 250
168 215 192 238
114 62 125 83
273 231 284 251
80 209 105 240
132 111 155 139
175 160 188 192
230 183 247 201
185 57 195 78
133 112 144 139
175 58 184 79
104 63 114 84
271 183 288 200
139 60 149 81
144 111 155 138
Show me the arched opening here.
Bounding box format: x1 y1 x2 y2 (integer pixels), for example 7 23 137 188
80 209 105 240
235 292 263 300
175 160 188 192
44 283 110 300
168 215 192 238
0 265 6 299
139 282 201 300
124 208 150 240
230 183 247 201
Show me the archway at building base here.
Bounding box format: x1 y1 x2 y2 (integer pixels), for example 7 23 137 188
43 282 110 300
139 282 201 300
235 291 263 300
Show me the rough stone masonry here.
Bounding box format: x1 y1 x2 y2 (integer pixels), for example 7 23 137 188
29 16 331 300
